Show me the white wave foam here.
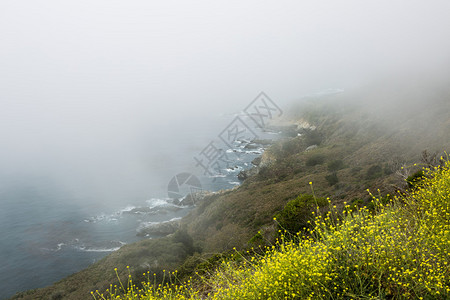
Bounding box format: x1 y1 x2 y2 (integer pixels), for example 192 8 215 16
84 213 107 223
225 166 242 173
76 246 122 252
41 242 66 252
137 217 182 231
119 205 136 213
56 243 65 251
137 221 159 228
210 174 226 178
245 149 263 155
75 241 126 252
85 212 120 223
145 198 170 209
87 204 143 223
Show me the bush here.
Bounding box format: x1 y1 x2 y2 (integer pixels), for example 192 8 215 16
305 154 325 166
303 129 323 146
248 231 264 246
327 159 344 172
281 138 302 155
274 194 327 234
366 164 383 179
95 161 450 299
172 229 196 255
50 290 64 300
406 169 425 188
325 172 339 186
203 162 450 299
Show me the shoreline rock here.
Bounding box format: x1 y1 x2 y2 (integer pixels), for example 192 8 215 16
136 220 181 237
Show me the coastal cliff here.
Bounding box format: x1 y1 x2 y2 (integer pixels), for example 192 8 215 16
11 88 450 300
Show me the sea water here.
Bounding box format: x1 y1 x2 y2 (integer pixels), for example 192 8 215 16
0 115 280 300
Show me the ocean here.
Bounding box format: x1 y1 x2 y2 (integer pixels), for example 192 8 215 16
0 113 280 300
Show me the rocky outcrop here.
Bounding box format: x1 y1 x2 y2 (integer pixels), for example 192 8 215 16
136 220 180 237
176 191 210 206
238 142 278 181
251 156 262 166
123 205 182 215
237 167 259 181
305 145 318 152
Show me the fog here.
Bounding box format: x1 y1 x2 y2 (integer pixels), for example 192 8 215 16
1 1 450 208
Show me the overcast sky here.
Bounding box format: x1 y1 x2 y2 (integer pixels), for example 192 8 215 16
1 1 450 204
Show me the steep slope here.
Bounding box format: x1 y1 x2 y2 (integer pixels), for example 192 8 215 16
11 83 450 299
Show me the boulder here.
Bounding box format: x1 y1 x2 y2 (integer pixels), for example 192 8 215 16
252 156 262 166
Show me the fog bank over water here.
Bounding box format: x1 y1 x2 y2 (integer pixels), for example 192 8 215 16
1 1 450 209
1 2 450 299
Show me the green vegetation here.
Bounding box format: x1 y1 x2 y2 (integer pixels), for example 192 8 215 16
303 129 323 146
12 91 450 300
273 194 327 235
407 169 425 188
305 154 325 166
366 164 383 180
92 161 450 299
325 172 339 186
327 159 344 172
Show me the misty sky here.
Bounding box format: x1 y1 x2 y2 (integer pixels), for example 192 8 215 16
1 1 450 206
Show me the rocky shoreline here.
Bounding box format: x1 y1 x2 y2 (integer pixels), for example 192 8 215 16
135 120 317 238
132 130 292 238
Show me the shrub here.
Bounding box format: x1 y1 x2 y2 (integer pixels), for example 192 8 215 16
50 290 64 300
204 162 450 299
281 138 302 155
383 162 393 175
273 194 327 234
325 172 339 186
406 169 425 188
303 129 323 146
327 159 344 172
248 231 264 246
172 229 196 255
366 164 383 179
305 154 325 166
94 161 450 300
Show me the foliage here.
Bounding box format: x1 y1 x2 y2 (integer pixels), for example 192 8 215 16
366 164 383 179
172 229 196 256
325 172 339 186
273 194 327 234
16 84 450 300
281 138 302 155
327 159 344 172
303 129 323 146
248 231 264 246
406 169 425 188
305 154 325 166
94 160 450 299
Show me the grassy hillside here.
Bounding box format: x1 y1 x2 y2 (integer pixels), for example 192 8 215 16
92 157 450 299
179 90 450 256
11 85 450 299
